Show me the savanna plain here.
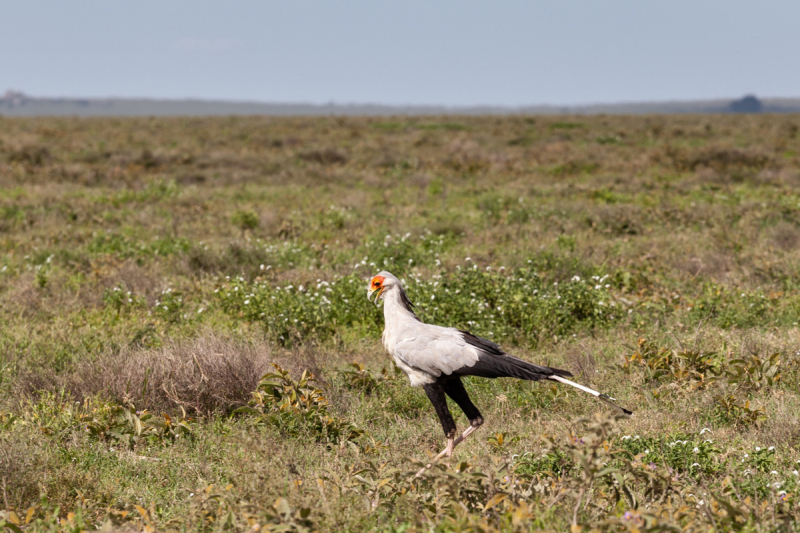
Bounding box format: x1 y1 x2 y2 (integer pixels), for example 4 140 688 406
2 114 800 532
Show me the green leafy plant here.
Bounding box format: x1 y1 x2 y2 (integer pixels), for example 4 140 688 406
713 393 767 428
103 283 144 315
726 352 781 391
235 364 363 445
81 404 193 448
231 209 260 231
617 432 721 476
620 337 723 387
24 393 193 449
153 287 186 323
185 484 315 533
747 446 777 474
486 431 519 451
336 362 394 395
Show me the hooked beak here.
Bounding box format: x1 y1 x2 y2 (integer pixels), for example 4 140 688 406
367 286 383 305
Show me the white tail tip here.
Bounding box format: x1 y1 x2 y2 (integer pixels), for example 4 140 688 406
550 375 632 415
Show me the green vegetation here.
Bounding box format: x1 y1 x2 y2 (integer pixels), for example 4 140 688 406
1 114 800 531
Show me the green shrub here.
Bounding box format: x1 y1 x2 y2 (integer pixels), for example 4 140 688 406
235 364 363 445
153 287 186 324
231 209 260 231
103 283 145 315
620 337 724 386
336 362 394 395
216 268 622 346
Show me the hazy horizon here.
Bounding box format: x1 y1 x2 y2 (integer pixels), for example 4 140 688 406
3 1 800 107
4 90 799 110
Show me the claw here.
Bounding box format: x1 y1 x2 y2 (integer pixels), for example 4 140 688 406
415 426 482 477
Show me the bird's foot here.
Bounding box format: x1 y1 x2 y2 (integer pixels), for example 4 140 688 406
443 437 455 464
445 437 455 456
415 428 480 477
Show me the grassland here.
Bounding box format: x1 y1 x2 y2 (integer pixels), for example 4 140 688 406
1 113 800 531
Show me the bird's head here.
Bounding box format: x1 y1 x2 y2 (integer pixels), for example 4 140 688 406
367 271 400 305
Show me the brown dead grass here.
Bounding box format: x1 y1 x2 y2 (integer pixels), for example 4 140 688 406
16 333 275 417
0 429 48 511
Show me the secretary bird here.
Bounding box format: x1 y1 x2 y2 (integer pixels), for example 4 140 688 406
367 271 632 476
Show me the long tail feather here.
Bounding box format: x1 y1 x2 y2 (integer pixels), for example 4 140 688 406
548 375 633 415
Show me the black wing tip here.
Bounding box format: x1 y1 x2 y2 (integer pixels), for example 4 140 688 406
550 367 574 378
458 330 577 381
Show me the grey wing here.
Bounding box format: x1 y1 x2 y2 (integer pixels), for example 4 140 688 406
393 326 480 378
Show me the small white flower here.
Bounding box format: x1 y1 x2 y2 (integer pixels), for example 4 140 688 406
693 447 700 453
756 447 761 452
700 428 711 434
769 446 775 451
691 463 700 468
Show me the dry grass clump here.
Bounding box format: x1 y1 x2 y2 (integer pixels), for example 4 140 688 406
298 147 349 165
16 334 274 417
771 221 800 251
587 204 644 236
5 144 51 166
0 428 47 510
659 145 773 173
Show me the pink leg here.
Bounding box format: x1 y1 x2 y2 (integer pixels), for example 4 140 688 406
415 423 482 477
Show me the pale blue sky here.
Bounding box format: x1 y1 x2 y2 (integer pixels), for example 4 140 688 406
2 1 798 106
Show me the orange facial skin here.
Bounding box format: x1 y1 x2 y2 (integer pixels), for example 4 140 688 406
368 275 386 302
